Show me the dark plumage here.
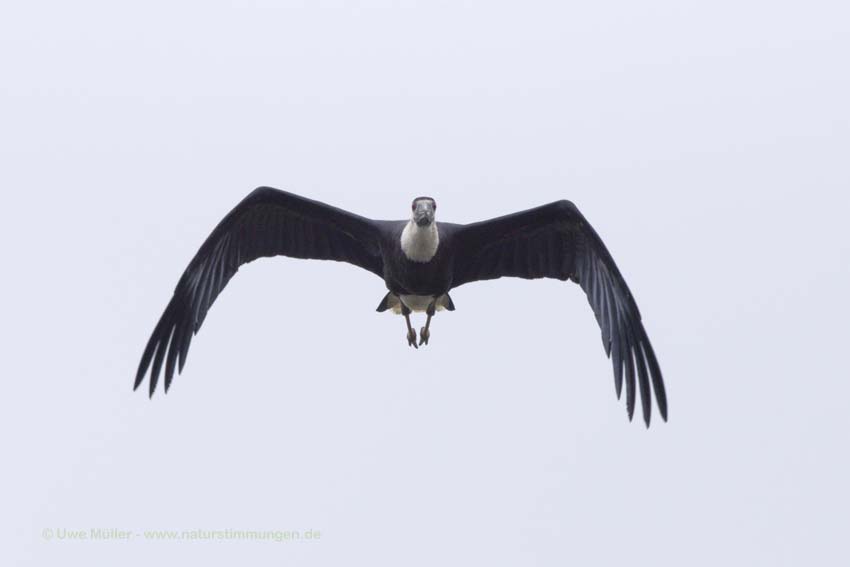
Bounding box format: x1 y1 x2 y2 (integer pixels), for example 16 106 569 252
136 187 667 426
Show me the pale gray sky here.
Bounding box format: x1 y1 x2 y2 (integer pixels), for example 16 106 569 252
2 1 849 565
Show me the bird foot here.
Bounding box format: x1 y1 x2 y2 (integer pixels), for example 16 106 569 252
407 328 418 348
419 327 430 346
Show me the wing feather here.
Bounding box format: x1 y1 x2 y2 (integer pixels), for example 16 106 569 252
451 200 666 425
136 187 384 395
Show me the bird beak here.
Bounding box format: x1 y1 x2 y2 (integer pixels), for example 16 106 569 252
414 204 434 227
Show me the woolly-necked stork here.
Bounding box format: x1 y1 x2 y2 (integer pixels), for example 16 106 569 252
136 187 667 425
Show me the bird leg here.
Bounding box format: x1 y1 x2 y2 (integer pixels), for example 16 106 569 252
401 304 418 348
419 300 437 346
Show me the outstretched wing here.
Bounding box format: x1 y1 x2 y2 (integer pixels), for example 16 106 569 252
136 187 384 395
451 200 667 426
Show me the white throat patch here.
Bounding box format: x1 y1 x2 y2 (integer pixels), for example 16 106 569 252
400 221 439 262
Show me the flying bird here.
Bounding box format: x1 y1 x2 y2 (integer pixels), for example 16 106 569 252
136 187 667 425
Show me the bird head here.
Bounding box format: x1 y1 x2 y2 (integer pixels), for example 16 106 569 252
411 197 437 227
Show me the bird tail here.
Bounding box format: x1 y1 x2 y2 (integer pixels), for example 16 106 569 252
376 292 398 312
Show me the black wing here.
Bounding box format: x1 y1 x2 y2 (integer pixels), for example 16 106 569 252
135 187 384 396
451 200 667 426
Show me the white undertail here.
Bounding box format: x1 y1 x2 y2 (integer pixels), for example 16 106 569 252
385 293 453 314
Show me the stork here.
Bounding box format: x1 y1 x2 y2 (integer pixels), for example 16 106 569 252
136 187 667 425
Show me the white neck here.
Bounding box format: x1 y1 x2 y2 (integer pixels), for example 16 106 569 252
400 220 439 262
